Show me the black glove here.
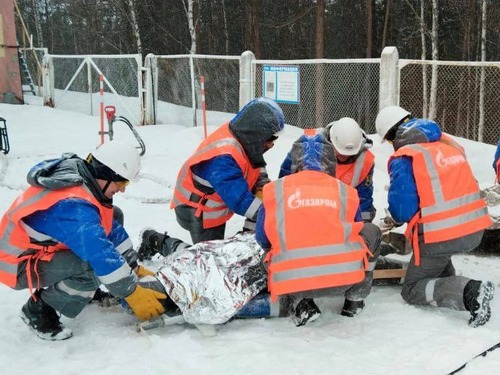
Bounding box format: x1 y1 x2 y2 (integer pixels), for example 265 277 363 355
122 248 139 269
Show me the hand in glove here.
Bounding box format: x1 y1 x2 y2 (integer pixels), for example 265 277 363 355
135 265 155 278
378 209 398 234
124 285 166 320
254 188 264 200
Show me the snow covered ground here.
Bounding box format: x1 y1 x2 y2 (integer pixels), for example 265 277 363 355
1 97 500 375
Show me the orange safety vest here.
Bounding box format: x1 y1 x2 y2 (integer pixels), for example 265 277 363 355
390 141 491 265
496 159 500 183
440 133 466 156
170 122 261 228
336 150 375 187
262 170 370 302
0 185 113 288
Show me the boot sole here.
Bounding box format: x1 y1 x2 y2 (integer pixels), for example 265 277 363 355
469 281 495 328
20 310 73 341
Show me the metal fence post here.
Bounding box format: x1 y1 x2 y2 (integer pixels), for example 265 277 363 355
239 50 255 109
143 54 155 125
42 54 54 107
379 46 399 110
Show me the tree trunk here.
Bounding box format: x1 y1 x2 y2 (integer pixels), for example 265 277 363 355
382 0 392 49
315 0 325 58
366 0 373 58
126 0 142 55
420 0 428 118
477 0 487 142
222 0 229 55
188 0 196 54
428 0 438 120
315 0 325 127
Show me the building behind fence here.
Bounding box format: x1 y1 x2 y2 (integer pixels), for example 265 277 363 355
33 47 500 144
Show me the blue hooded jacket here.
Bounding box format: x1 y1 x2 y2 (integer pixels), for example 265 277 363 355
21 154 137 298
192 98 284 219
387 118 442 223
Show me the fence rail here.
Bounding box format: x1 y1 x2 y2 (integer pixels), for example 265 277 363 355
27 48 499 145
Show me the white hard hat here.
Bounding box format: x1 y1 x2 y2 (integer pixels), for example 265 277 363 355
92 141 141 181
328 117 363 156
375 106 411 141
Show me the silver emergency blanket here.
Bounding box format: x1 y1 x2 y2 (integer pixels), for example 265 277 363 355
155 232 267 325
481 185 500 229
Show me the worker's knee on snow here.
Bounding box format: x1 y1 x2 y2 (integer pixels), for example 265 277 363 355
401 283 416 304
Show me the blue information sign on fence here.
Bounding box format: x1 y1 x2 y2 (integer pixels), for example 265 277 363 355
262 65 300 104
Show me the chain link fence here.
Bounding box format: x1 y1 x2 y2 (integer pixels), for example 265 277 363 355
146 54 240 127
43 54 142 123
36 50 500 145
253 59 380 133
400 60 500 144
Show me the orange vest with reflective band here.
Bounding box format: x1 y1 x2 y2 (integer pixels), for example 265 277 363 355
170 122 261 228
336 150 374 187
390 141 490 265
0 185 113 288
262 170 369 302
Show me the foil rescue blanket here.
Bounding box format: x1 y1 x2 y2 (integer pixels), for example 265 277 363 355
155 232 267 325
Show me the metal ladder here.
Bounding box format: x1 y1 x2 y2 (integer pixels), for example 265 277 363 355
18 49 36 96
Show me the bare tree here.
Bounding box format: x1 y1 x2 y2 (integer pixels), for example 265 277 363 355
315 0 325 127
428 0 439 120
382 0 392 49
366 0 373 58
477 0 487 142
126 0 142 55
222 0 229 55
420 0 428 118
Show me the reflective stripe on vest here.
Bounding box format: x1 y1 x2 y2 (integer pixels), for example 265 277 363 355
391 142 490 252
336 150 374 187
0 185 113 287
171 123 260 228
263 172 367 301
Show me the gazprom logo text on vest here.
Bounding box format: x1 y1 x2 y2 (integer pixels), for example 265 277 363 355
287 188 337 209
436 149 466 168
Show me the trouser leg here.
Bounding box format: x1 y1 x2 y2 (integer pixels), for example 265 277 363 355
345 222 381 301
174 204 225 244
401 254 470 310
15 251 100 318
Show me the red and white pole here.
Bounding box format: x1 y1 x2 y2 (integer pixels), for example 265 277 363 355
99 73 105 144
200 76 208 139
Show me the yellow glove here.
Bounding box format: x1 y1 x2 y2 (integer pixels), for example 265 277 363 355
124 285 166 321
255 188 263 200
135 265 155 278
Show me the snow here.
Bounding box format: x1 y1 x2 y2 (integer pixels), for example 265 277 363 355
1 97 500 375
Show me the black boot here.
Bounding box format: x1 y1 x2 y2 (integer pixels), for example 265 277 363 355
20 290 73 341
293 298 321 327
137 229 170 261
341 299 365 317
463 280 495 328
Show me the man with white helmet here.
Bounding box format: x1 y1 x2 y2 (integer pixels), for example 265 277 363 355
0 141 166 340
280 117 376 222
375 105 494 327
